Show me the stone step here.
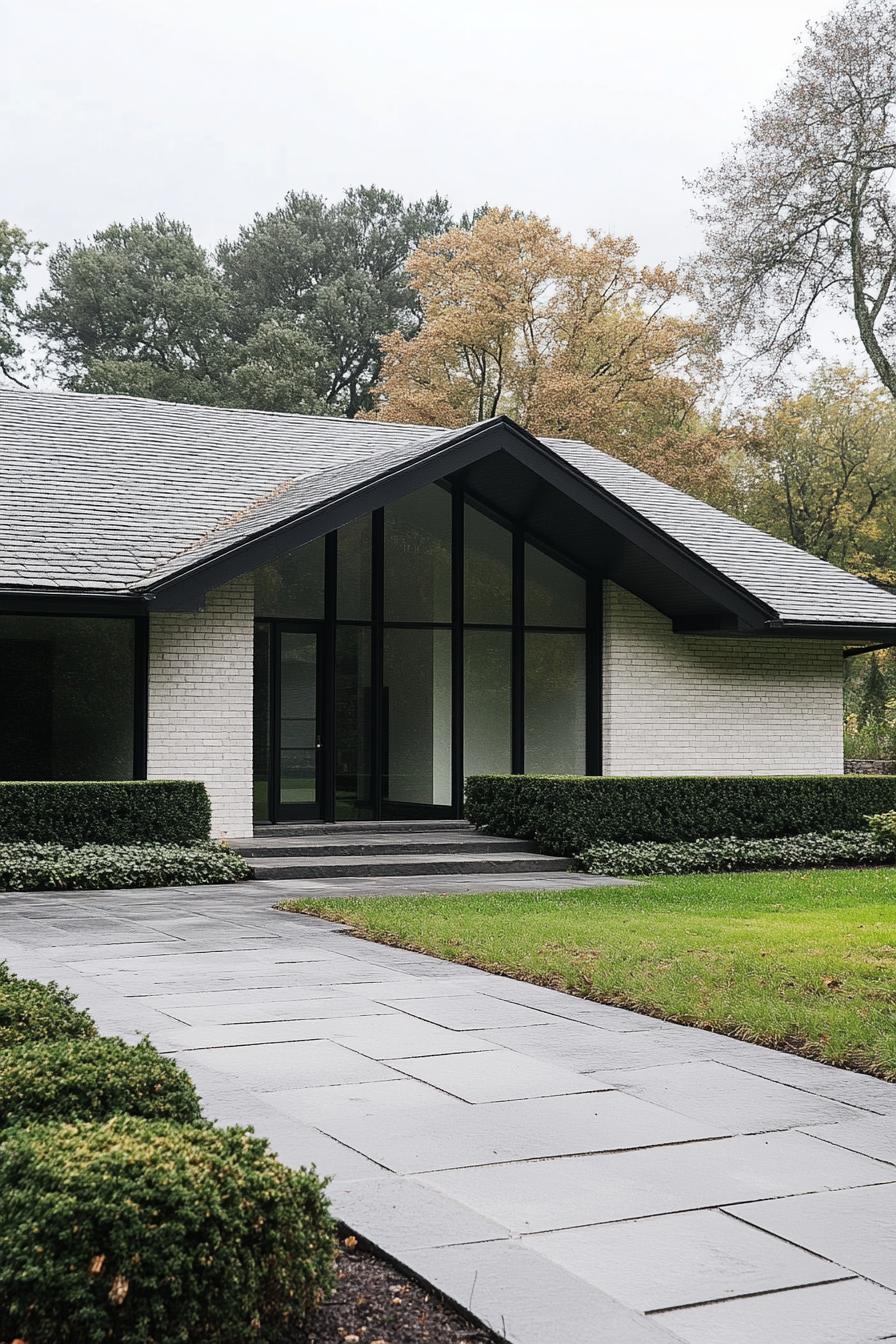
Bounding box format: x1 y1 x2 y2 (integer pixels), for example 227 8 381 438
247 852 570 880
235 833 533 858
251 819 475 838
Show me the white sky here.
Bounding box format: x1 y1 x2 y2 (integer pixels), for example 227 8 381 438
2 0 859 374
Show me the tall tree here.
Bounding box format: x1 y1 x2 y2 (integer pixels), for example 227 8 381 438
28 217 230 404
691 0 896 397
0 221 43 387
219 186 453 415
733 365 896 582
369 208 726 497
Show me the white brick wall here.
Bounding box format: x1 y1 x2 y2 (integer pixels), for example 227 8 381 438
146 577 254 838
602 582 844 776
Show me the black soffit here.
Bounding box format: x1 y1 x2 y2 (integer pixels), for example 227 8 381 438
140 418 776 632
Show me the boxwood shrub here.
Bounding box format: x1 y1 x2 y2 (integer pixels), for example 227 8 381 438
0 963 96 1048
0 1115 336 1344
465 773 896 854
0 841 250 891
578 829 896 877
0 780 211 845
0 1037 202 1129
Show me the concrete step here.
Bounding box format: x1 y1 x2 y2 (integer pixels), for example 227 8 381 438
251 820 475 838
247 852 570 880
236 833 533 858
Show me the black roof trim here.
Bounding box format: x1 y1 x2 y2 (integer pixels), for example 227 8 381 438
141 415 777 629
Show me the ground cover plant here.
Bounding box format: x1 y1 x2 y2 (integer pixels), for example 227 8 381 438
577 829 896 876
0 840 250 891
281 868 896 1079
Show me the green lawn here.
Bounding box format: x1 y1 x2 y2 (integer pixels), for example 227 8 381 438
281 868 896 1079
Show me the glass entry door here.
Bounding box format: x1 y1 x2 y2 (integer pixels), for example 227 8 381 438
276 626 322 820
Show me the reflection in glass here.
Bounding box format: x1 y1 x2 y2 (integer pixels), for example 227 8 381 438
383 628 452 805
337 516 372 620
525 543 586 627
524 632 586 774
335 625 372 819
465 504 512 624
253 623 271 822
384 485 452 622
0 615 135 780
254 536 325 619
279 631 319 807
464 630 512 777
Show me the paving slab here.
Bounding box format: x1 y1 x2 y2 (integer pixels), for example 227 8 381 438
401 1240 681 1344
657 1277 896 1344
5 878 896 1344
421 1131 896 1233
727 1182 896 1289
393 1047 612 1102
527 1208 848 1311
327 1176 508 1250
263 1077 464 1123
605 1059 861 1132
171 1038 401 1090
311 1090 724 1173
803 1112 896 1165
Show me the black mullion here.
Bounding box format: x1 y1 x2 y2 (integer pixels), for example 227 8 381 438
323 532 337 821
271 624 283 823
586 577 603 776
370 509 384 818
511 528 525 774
451 483 464 816
133 611 149 779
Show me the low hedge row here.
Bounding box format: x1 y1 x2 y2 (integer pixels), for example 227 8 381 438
0 841 250 891
0 780 211 845
465 773 896 853
578 829 896 877
0 1116 336 1344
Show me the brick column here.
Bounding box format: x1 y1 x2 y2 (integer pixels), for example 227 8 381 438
146 576 254 838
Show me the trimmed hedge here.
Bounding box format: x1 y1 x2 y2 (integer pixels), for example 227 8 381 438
465 773 896 854
0 780 211 845
578 829 896 877
0 963 96 1048
0 1037 202 1128
0 841 250 891
0 1116 336 1344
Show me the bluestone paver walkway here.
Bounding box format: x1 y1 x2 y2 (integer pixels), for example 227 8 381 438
3 878 896 1344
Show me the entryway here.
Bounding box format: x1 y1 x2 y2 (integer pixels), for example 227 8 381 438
233 820 573 882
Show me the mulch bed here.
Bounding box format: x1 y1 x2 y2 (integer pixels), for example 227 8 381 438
306 1234 496 1344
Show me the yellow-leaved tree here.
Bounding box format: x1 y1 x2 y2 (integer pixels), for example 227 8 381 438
369 208 728 497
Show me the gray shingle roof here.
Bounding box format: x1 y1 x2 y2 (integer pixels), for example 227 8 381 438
2 386 896 631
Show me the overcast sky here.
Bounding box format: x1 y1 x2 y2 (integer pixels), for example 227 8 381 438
5 0 838 257
4 0 860 385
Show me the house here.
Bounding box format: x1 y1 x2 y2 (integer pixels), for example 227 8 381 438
2 387 896 839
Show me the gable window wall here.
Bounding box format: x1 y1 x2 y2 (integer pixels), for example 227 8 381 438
253 481 597 823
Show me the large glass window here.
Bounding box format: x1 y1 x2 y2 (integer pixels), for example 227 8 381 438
383 628 452 806
0 615 136 780
337 516 372 620
465 505 512 624
464 630 512 777
525 543 586 627
524 632 587 774
254 536 325 619
384 485 452 622
334 626 372 820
